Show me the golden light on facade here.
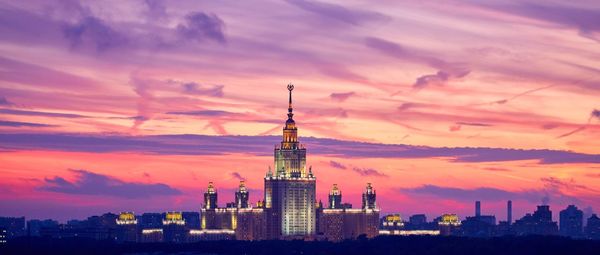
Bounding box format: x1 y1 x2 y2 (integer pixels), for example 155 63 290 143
330 184 341 195
116 212 137 225
207 182 216 194
382 214 404 227
231 213 237 230
438 214 461 226
189 229 235 235
142 229 163 234
163 211 185 225
385 214 402 222
322 208 380 214
379 230 440 236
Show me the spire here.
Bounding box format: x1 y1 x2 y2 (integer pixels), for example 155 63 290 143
281 83 299 149
287 83 294 120
330 184 340 195
207 181 215 193
239 180 247 192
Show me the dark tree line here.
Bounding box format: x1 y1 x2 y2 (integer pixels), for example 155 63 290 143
2 235 600 255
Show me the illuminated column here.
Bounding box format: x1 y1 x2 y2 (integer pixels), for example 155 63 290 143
235 181 249 209
362 183 376 209
204 182 218 209
328 184 342 209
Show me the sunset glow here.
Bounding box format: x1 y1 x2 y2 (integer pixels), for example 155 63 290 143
0 0 599 222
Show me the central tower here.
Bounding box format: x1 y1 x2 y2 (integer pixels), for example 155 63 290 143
264 84 316 239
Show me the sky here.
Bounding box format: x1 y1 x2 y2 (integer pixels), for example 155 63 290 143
0 0 599 223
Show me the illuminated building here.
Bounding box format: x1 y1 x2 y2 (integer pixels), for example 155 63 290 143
140 228 163 243
163 212 186 243
235 208 266 240
200 181 267 240
381 214 404 230
264 84 316 239
116 212 137 225
235 181 249 209
0 228 6 244
437 214 461 236
109 84 384 242
201 182 229 230
362 183 376 209
585 214 600 239
379 230 440 236
513 205 558 236
319 208 379 241
317 184 380 241
202 208 236 230
328 184 342 209
163 212 185 226
182 212 201 229
116 212 138 243
0 217 25 239
559 205 583 238
188 229 235 241
204 182 218 209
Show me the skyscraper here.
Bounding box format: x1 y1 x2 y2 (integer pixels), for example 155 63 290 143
328 184 342 209
559 205 583 238
475 201 481 217
264 84 316 239
362 183 376 209
235 181 249 209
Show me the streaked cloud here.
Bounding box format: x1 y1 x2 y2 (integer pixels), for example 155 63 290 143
329 160 347 169
285 0 389 26
0 120 56 127
352 167 387 177
329 92 355 102
0 108 86 118
399 184 579 204
1 133 598 164
40 169 182 198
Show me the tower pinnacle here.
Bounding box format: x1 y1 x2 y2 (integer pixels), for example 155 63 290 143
287 83 294 119
281 84 299 150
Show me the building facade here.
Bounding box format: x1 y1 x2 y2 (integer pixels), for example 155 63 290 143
328 184 342 209
559 205 583 238
264 84 316 239
586 214 600 239
317 183 380 241
513 205 558 236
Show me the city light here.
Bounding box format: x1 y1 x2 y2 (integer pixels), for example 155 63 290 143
142 229 163 234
